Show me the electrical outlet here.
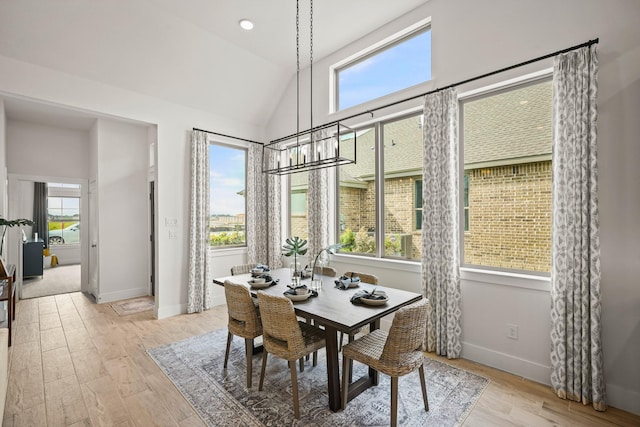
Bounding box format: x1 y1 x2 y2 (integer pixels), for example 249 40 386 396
507 323 519 340
168 230 178 239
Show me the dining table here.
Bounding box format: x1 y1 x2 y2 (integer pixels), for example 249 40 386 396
213 267 424 412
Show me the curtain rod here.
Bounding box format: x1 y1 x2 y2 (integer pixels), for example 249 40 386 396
269 37 599 145
192 127 263 145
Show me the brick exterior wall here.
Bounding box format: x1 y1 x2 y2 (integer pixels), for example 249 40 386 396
464 161 552 272
336 160 552 269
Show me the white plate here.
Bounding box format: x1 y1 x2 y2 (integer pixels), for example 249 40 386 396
360 296 389 306
285 292 312 302
249 280 272 289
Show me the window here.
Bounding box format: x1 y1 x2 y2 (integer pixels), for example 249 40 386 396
209 143 247 248
334 23 431 111
48 195 80 245
414 180 422 231
290 171 309 240
338 127 376 255
338 113 423 261
461 79 553 273
383 114 423 259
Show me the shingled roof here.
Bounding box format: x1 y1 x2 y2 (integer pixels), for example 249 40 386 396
340 79 553 183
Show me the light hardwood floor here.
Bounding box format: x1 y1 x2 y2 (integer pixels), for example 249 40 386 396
3 292 639 426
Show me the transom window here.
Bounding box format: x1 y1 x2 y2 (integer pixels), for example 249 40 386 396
333 21 431 112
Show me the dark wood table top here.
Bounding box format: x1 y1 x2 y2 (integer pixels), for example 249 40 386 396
214 268 423 334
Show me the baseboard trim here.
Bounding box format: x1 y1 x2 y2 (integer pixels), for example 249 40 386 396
462 341 551 385
605 382 640 416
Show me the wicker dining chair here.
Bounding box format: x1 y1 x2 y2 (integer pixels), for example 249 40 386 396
230 263 259 276
313 266 338 277
341 298 429 427
339 271 379 350
223 280 263 388
257 291 326 419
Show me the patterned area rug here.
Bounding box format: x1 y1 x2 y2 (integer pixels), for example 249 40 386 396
148 328 489 426
110 296 154 316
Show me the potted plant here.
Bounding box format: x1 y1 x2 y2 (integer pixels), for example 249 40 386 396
282 236 307 282
0 218 34 257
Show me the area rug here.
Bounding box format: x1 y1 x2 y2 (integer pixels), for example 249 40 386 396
148 328 489 426
110 296 154 316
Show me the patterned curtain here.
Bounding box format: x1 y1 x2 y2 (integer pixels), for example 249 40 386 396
421 88 462 358
307 166 329 265
247 144 268 263
247 144 282 268
550 45 605 411
307 130 330 264
187 130 211 313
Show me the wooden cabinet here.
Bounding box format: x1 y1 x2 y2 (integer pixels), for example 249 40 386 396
23 239 44 277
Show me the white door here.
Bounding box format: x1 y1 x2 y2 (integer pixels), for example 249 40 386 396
88 179 99 300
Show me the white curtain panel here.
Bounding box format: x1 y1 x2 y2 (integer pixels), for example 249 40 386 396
247 144 269 264
266 171 283 269
187 130 211 313
307 133 330 263
248 144 283 268
550 45 605 411
421 88 462 358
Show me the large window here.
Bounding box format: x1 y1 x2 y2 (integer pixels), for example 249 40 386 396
334 23 431 112
338 113 423 260
461 79 553 273
209 143 247 248
47 183 81 246
338 127 376 255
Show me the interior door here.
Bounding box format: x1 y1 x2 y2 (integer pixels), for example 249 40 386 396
88 179 99 300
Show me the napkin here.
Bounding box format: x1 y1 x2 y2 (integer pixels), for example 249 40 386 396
256 264 270 272
284 284 318 297
334 275 360 290
350 289 387 305
252 275 278 287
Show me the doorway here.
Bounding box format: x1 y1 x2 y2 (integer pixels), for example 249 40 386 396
8 175 88 300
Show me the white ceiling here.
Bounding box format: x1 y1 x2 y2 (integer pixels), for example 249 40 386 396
0 0 429 129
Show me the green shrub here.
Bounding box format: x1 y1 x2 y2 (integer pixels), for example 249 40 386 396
210 232 245 246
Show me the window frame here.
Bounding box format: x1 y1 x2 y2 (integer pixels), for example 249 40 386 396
335 110 423 261
329 17 432 114
208 140 248 250
458 69 554 276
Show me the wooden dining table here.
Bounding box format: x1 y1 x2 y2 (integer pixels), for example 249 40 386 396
213 268 423 412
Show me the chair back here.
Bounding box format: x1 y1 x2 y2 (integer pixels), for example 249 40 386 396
231 263 258 275
314 266 338 277
343 271 378 284
224 281 261 336
257 292 306 357
381 298 428 363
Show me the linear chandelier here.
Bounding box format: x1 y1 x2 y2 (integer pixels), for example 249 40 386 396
262 0 356 175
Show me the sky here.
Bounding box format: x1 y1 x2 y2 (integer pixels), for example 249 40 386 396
339 29 432 110
210 144 246 216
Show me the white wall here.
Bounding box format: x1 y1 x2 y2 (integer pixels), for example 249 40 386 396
266 0 640 415
93 118 149 303
6 120 90 178
0 100 7 220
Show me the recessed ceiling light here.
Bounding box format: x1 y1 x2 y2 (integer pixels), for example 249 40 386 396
519 100 529 105
239 19 254 30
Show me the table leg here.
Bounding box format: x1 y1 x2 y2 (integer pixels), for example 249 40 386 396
324 325 341 412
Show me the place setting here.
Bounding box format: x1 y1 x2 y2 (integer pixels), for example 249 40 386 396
248 273 279 289
283 283 318 302
350 287 389 306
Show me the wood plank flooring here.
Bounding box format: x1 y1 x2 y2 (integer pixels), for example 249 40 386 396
3 292 639 426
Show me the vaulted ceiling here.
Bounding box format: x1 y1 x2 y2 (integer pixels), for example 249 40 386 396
0 0 429 127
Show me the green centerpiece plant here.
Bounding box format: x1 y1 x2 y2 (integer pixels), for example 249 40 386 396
282 236 308 282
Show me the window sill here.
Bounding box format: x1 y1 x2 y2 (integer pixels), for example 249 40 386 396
208 246 247 256
461 267 550 292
